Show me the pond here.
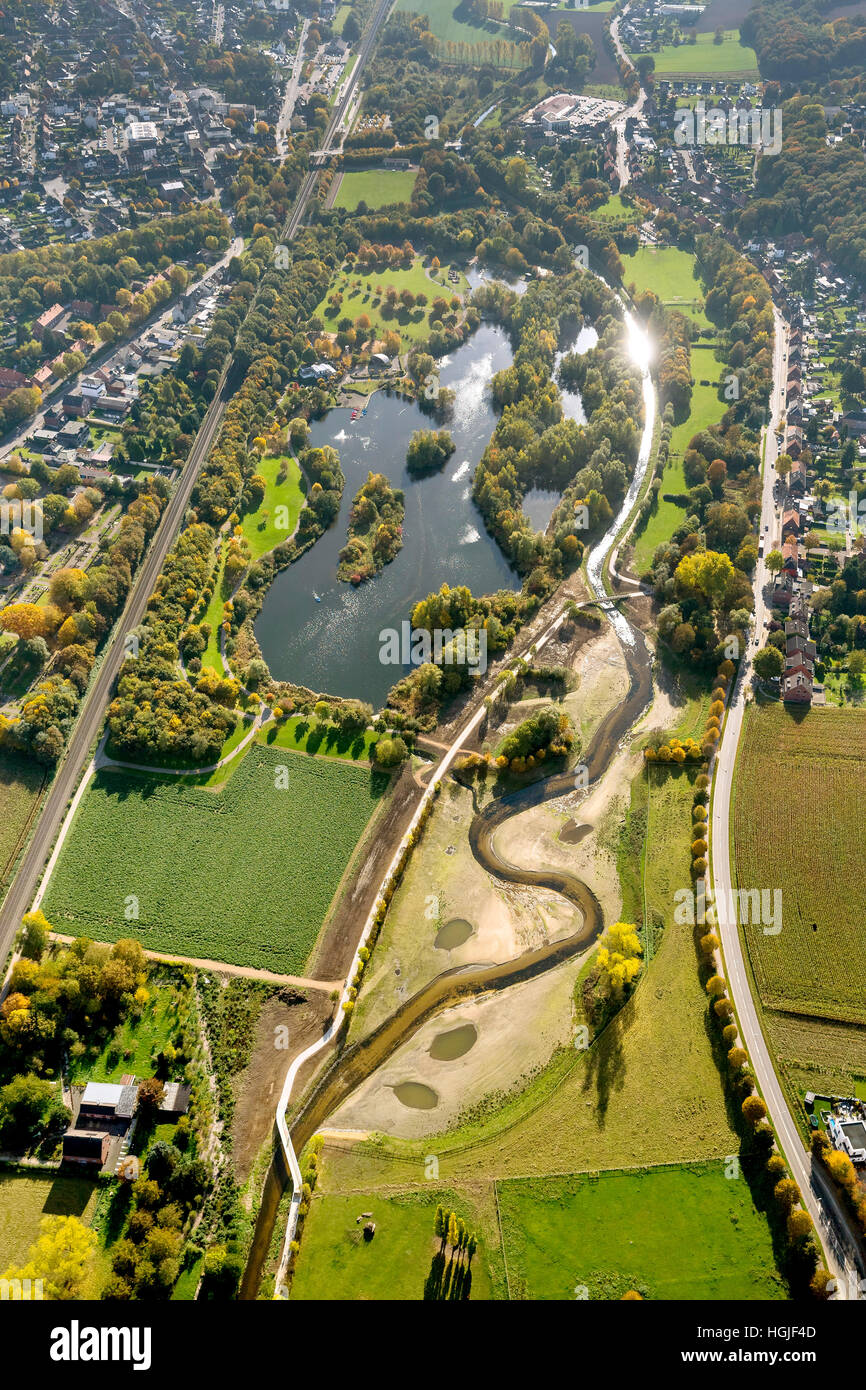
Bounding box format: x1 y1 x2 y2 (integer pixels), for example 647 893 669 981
429 1023 477 1061
392 1081 439 1110
434 917 475 951
254 324 520 707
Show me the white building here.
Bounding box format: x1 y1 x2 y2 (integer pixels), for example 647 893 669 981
828 1114 866 1164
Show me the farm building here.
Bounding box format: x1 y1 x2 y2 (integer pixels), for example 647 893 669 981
158 1082 192 1119
78 1080 137 1132
62 1129 110 1165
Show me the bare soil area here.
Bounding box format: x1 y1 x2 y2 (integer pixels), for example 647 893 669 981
328 955 579 1140
233 991 335 1184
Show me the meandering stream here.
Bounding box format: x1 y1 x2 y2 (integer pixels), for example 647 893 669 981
240 302 656 1301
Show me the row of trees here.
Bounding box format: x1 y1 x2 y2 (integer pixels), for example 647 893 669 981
0 207 230 350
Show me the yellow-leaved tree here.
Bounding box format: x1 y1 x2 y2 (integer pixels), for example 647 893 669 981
594 921 643 1003
1 1215 96 1299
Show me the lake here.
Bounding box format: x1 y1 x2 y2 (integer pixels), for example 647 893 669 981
255 324 520 707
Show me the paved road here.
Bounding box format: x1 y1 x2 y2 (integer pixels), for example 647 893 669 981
0 234 244 458
709 305 862 1296
0 0 395 979
276 19 310 159
0 359 234 971
609 6 647 188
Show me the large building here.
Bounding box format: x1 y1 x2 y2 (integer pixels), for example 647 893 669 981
77 1080 137 1130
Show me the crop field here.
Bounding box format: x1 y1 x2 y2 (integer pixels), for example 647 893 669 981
290 1160 505 1299
631 31 758 76
621 246 711 329
497 1164 784 1300
315 256 468 348
766 1011 866 1110
0 749 47 895
731 705 866 1026
333 169 418 211
0 1173 99 1269
42 747 390 974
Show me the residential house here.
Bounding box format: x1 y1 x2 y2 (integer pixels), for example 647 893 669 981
76 1080 137 1132
62 1129 110 1166
33 303 66 340
781 594 815 705
58 419 89 448
772 570 794 610
0 366 31 399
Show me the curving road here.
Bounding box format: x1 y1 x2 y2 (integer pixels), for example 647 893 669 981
709 306 862 1296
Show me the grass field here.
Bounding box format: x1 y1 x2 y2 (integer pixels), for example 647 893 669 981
43 747 390 974
498 1164 784 1300
397 0 522 63
632 30 758 76
242 453 304 561
256 715 379 762
67 975 184 1084
291 1170 505 1300
315 256 468 349
633 366 723 572
587 193 638 221
0 748 47 892
731 705 866 1027
333 169 418 211
0 1173 99 1270
622 246 711 329
327 764 739 1185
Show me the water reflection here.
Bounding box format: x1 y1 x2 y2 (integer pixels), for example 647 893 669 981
254 325 520 706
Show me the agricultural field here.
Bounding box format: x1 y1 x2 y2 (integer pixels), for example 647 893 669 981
0 1173 99 1270
621 246 712 330
631 30 758 76
291 1162 505 1300
497 1164 785 1300
315 256 469 349
731 705 866 1028
396 0 523 65
333 169 418 211
766 1012 866 1118
42 747 390 974
0 748 47 896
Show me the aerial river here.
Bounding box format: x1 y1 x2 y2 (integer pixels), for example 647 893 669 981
241 299 656 1301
